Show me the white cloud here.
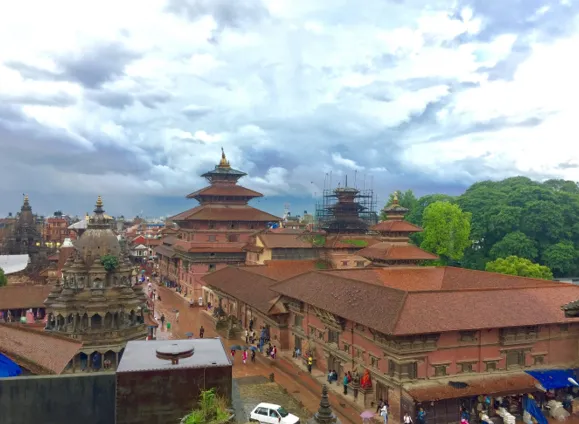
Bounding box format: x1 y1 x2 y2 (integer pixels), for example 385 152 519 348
0 0 578 215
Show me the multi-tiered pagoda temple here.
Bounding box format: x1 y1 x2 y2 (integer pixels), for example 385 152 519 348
156 149 281 301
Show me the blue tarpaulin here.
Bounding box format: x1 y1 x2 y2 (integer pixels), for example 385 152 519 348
0 352 22 377
523 395 548 424
526 369 578 390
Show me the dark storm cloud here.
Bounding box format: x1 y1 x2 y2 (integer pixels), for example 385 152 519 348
57 42 141 89
166 0 270 41
0 91 77 107
0 105 150 177
6 42 140 89
87 89 172 110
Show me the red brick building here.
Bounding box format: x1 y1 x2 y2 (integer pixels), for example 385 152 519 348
155 149 281 300
204 263 579 423
43 215 71 247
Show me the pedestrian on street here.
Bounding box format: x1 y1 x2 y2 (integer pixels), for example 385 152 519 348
199 326 205 338
343 374 349 395
175 310 180 323
249 318 254 331
230 349 235 363
245 328 249 344
307 355 313 373
380 403 389 424
160 314 165 328
251 350 256 362
242 350 248 364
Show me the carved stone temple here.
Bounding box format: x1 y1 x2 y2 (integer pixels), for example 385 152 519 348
307 385 341 424
44 196 148 372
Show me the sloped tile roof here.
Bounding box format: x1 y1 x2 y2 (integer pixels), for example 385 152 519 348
357 242 438 261
173 241 247 253
244 260 320 281
0 323 82 374
170 204 281 222
258 233 314 249
0 285 54 309
270 267 579 335
371 220 423 233
186 184 263 199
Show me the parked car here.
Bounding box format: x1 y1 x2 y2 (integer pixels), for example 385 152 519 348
249 402 300 424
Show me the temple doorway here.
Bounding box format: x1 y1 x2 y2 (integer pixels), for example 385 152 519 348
328 354 342 377
294 335 302 352
375 381 389 403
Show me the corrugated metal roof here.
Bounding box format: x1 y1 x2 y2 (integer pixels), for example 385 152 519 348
0 255 29 274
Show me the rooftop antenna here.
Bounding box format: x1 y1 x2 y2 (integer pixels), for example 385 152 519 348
345 174 348 187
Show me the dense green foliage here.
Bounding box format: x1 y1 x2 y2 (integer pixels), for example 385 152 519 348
182 389 230 424
485 256 554 280
387 177 579 277
420 201 472 264
341 239 368 247
100 254 119 272
0 267 7 287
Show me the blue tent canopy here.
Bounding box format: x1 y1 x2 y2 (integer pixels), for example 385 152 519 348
0 352 22 378
526 369 578 390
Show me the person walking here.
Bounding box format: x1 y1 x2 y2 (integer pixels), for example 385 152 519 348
380 403 389 424
160 314 165 329
403 412 413 424
343 374 349 395
417 407 426 424
307 355 313 373
199 326 205 338
245 328 249 344
175 310 179 323
251 350 256 362
242 350 248 364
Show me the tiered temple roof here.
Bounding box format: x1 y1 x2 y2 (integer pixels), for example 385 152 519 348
169 149 280 224
358 192 437 265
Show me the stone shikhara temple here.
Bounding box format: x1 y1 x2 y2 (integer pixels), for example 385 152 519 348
44 196 147 371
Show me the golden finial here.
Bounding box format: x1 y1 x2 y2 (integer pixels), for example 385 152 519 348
24 194 29 203
392 191 399 204
96 195 103 208
218 147 231 168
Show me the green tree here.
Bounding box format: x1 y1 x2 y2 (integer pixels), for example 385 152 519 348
489 232 538 260
405 193 455 226
0 267 7 287
100 255 119 272
485 256 553 280
420 201 472 264
541 242 578 277
385 189 418 211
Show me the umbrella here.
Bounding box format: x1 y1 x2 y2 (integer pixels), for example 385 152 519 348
360 411 375 419
185 332 193 339
230 345 243 350
248 346 258 352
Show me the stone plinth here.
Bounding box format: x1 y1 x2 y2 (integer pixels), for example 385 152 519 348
307 385 341 424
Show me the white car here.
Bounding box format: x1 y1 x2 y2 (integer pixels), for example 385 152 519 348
249 402 300 424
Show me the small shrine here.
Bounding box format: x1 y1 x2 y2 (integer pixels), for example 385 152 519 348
307 385 341 424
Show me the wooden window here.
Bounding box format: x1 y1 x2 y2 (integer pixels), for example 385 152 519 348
370 355 379 368
356 348 363 359
388 360 396 377
459 363 474 373
341 260 349 266
485 361 497 372
560 324 569 332
534 355 545 366
230 222 237 229
318 330 324 340
294 315 303 328
227 234 239 242
433 365 447 377
356 261 365 267
459 331 476 342
207 235 217 242
208 264 216 272
208 223 215 229
506 350 525 369
408 362 418 379
343 343 350 353
328 330 339 344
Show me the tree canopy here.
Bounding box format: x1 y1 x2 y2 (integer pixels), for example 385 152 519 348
0 267 6 287
485 256 553 280
101 255 119 272
383 177 579 277
420 201 472 264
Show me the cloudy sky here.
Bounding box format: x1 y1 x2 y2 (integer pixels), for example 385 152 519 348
1 0 578 218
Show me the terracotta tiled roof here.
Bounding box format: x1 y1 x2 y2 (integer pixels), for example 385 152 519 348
244 260 320 281
324 235 381 249
202 267 282 314
170 204 281 222
405 373 537 402
145 239 162 246
258 233 314 249
47 254 59 261
173 241 247 253
271 268 579 335
371 220 423 233
186 184 263 199
243 244 264 253
154 245 175 258
357 242 438 261
0 285 54 309
0 323 82 374
162 236 178 246
271 228 307 234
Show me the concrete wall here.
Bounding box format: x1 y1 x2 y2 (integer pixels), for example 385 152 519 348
0 372 115 424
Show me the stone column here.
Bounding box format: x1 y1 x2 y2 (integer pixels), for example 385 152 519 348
88 314 92 328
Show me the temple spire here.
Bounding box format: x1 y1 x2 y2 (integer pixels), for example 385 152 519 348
219 147 231 169
21 193 31 211
308 385 339 424
94 195 104 214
